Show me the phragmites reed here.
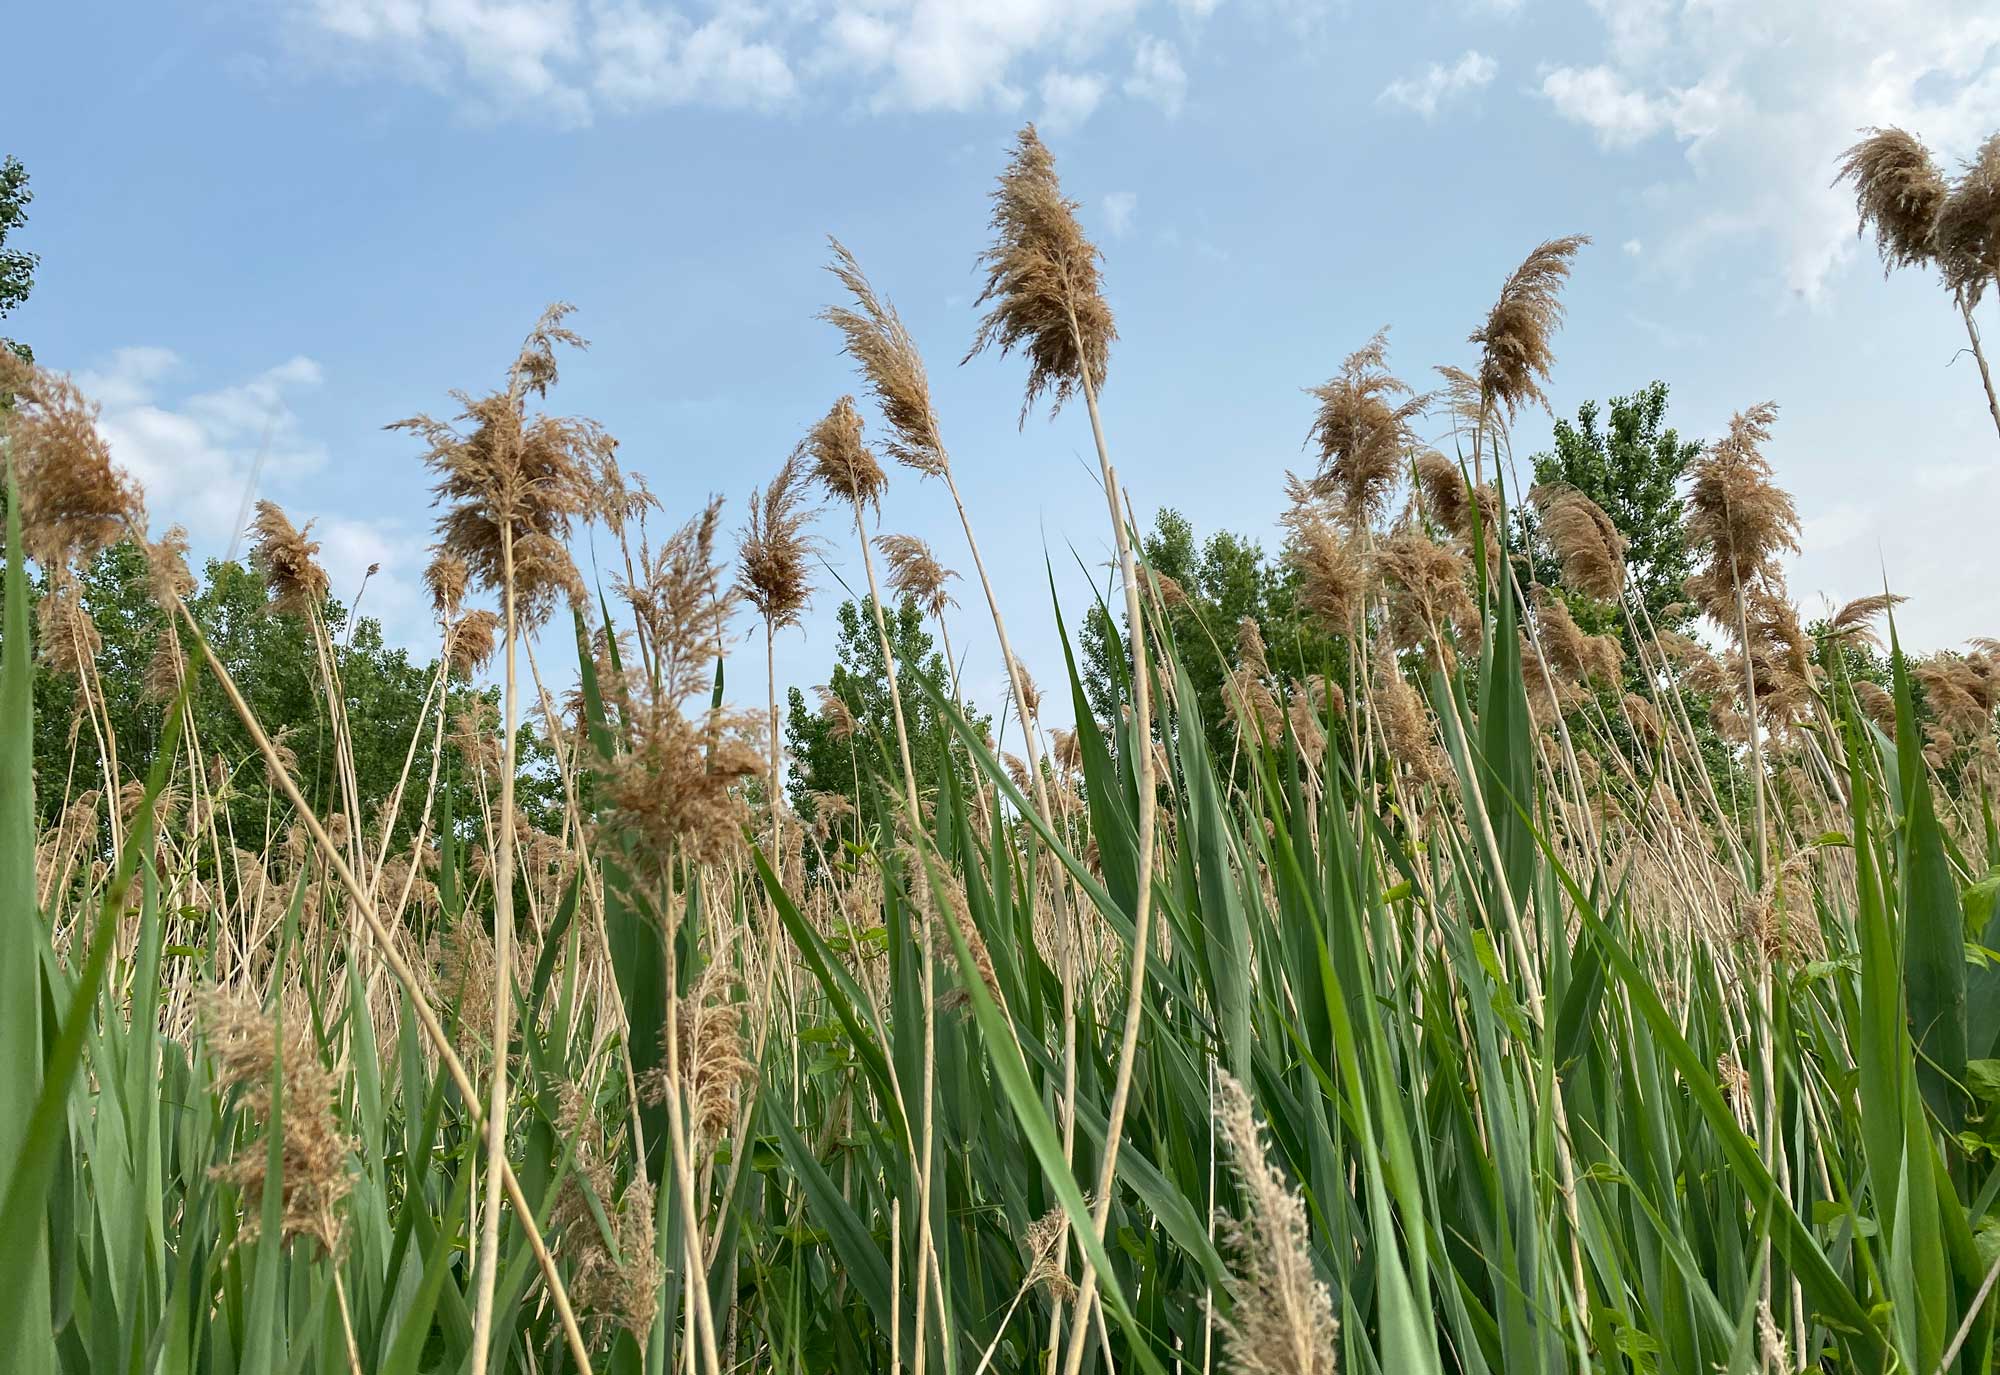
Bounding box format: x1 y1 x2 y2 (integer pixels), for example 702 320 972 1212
805 397 887 511
1534 589 1622 684
1303 330 1424 530
201 990 352 1255
446 609 503 677
392 302 609 628
738 450 821 631
1372 656 1447 787
1412 449 1471 538
1375 530 1477 660
967 123 1115 422
1470 234 1589 425
35 576 99 680
249 501 330 616
1936 134 2000 304
822 238 948 476
1532 483 1628 601
1837 127 1949 272
814 683 860 742
641 963 754 1149
426 550 470 620
1 355 145 568
1829 592 1906 647
1212 1071 1339 1375
876 533 959 619
1685 402 1799 627
1281 498 1366 631
146 525 195 604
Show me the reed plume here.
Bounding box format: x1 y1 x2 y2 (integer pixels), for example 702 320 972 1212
1303 330 1423 530
877 533 959 620
740 450 821 847
1840 128 2000 441
249 501 330 616
1837 127 1949 272
392 303 607 628
1212 1071 1338 1375
1470 234 1589 427
822 238 948 475
1532 483 1627 601
967 124 1115 423
1936 134 2000 305
1 356 145 569
201 990 352 1255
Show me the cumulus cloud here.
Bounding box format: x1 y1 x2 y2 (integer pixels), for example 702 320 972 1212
1102 190 1138 236
1379 50 1496 119
1534 0 2000 299
281 0 1213 125
1125 34 1186 115
72 348 434 647
1040 69 1108 131
80 348 328 551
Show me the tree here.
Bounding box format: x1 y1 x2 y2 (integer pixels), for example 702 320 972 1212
784 595 989 849
1081 509 1349 778
1520 381 1699 631
15 537 559 853
1 154 36 362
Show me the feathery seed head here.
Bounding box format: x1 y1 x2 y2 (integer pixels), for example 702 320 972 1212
1532 483 1628 601
968 124 1116 423
249 501 330 616
392 304 607 629
1 355 146 568
822 238 949 476
738 450 821 630
1471 235 1589 424
1937 134 2000 303
1837 127 1948 272
1685 402 1799 631
805 396 887 511
1212 1071 1339 1375
876 532 959 620
1303 330 1423 530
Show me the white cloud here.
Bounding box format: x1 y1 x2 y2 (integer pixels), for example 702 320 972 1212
75 347 438 646
1532 0 2000 299
1102 190 1138 236
80 349 328 551
592 1 796 109
1379 50 1496 119
1538 64 1665 147
1622 237 1643 256
1039 69 1108 131
281 0 1216 124
1125 34 1185 115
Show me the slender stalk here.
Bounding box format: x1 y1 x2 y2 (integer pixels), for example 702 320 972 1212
468 526 520 1375
847 496 941 1371
170 598 597 1374
1059 353 1159 1375
1958 289 2000 445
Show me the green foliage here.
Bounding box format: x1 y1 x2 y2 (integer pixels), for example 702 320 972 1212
1 154 34 362
1081 508 1348 775
9 537 560 843
782 594 990 845
1520 380 1699 629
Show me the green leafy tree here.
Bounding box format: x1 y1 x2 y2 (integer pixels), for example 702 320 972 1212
15 538 558 848
1520 381 1699 631
784 595 989 848
1 154 35 363
1081 509 1348 777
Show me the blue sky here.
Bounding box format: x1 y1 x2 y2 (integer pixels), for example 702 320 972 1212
7 0 2000 725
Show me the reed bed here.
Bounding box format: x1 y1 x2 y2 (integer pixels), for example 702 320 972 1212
4 123 2000 1375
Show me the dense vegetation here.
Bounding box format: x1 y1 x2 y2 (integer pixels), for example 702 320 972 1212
4 123 2000 1375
